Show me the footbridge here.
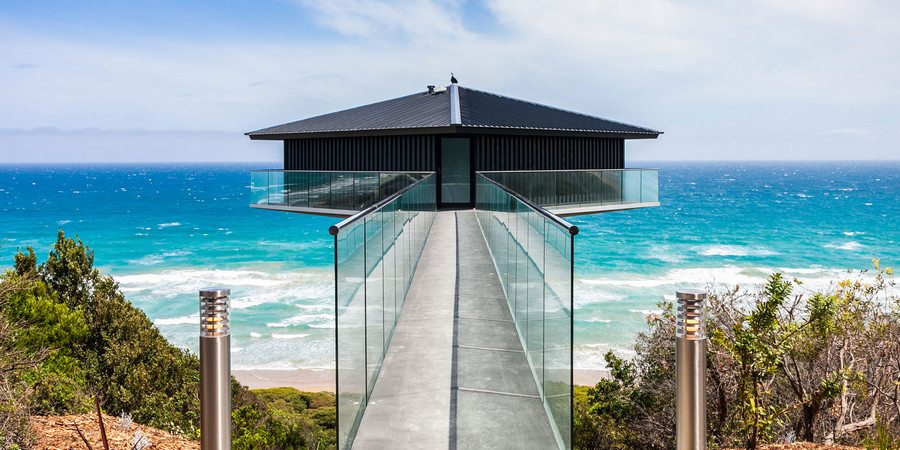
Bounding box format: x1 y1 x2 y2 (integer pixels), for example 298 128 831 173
249 169 659 449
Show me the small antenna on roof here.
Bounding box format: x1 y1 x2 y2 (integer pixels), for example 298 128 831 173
450 73 458 84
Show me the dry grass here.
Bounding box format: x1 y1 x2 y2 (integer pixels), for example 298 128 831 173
31 414 198 450
731 444 862 450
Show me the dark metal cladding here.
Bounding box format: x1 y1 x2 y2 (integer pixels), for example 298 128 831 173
472 135 624 171
284 135 436 171
283 134 623 172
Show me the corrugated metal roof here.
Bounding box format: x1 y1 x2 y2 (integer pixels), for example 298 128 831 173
248 90 451 136
458 87 659 135
246 85 660 138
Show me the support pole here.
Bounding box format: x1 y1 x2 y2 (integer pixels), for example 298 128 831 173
676 289 707 450
200 287 231 450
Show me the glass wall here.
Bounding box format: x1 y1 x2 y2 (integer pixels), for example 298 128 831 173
440 138 471 204
333 174 436 449
480 169 659 210
474 174 575 449
250 171 429 212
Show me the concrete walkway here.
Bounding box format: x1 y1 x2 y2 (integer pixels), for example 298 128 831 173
453 211 558 450
353 211 557 449
353 212 456 449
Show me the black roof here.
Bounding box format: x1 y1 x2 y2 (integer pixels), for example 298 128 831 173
247 85 661 139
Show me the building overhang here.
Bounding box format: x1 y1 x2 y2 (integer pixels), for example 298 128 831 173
246 126 661 140
551 201 661 217
249 203 356 218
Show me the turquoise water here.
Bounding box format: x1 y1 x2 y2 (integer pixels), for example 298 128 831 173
1 162 897 370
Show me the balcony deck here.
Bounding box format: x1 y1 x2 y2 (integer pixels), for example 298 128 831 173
352 211 557 449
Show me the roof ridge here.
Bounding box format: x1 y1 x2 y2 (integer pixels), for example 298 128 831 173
449 84 461 125
457 85 662 134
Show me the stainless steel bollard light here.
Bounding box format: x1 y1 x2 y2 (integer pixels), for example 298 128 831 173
200 287 231 450
676 289 707 450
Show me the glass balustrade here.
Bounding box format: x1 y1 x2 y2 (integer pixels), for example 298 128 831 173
475 174 576 449
332 174 436 449
480 169 658 213
250 171 430 214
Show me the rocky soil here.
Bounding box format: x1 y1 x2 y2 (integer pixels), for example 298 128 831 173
30 414 198 450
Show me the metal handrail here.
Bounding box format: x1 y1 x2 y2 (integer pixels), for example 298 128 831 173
477 173 579 236
329 173 436 235
251 169 433 174
477 168 658 173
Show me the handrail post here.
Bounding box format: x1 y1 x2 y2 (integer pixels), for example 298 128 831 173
200 287 231 450
676 289 707 450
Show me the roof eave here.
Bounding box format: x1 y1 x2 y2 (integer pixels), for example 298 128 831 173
246 125 461 140
246 126 661 140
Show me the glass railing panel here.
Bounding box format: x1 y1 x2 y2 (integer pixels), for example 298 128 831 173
475 174 575 449
382 204 397 329
543 222 573 449
250 171 269 205
526 211 546 392
479 169 659 212
309 172 330 209
364 213 384 395
600 170 623 205
335 219 366 449
514 200 528 336
621 169 642 204
249 171 429 214
333 174 436 448
283 171 302 207
328 172 350 210
268 170 286 205
641 170 659 203
355 173 379 210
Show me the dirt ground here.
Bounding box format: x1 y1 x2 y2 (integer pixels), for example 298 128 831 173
732 444 862 450
31 414 198 450
30 416 866 450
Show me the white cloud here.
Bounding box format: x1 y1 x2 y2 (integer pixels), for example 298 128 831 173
0 0 898 161
300 0 467 39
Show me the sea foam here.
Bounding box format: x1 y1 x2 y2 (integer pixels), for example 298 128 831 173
154 314 198 326
824 241 863 251
579 266 846 290
115 269 332 309
695 244 777 257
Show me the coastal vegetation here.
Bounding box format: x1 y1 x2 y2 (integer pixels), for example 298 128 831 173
3 231 897 449
0 231 335 449
574 265 899 449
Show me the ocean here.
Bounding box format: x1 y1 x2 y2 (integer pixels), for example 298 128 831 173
0 161 897 371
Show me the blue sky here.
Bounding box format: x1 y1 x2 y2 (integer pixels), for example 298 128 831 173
1 0 898 162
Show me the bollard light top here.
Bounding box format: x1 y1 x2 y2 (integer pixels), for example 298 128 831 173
676 289 707 301
200 287 230 299
200 287 230 337
676 289 707 340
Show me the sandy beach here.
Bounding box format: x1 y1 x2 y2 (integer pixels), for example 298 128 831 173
233 368 337 392
233 368 609 392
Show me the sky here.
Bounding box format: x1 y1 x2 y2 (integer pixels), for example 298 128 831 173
0 0 898 163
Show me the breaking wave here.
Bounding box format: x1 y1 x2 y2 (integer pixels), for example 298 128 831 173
695 244 777 257
115 268 332 309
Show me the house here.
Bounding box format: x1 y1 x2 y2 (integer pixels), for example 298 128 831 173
247 78 661 449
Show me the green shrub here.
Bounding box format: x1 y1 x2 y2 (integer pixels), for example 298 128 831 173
0 279 38 449
251 387 336 450
1 231 339 448
574 267 900 450
1 277 92 414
